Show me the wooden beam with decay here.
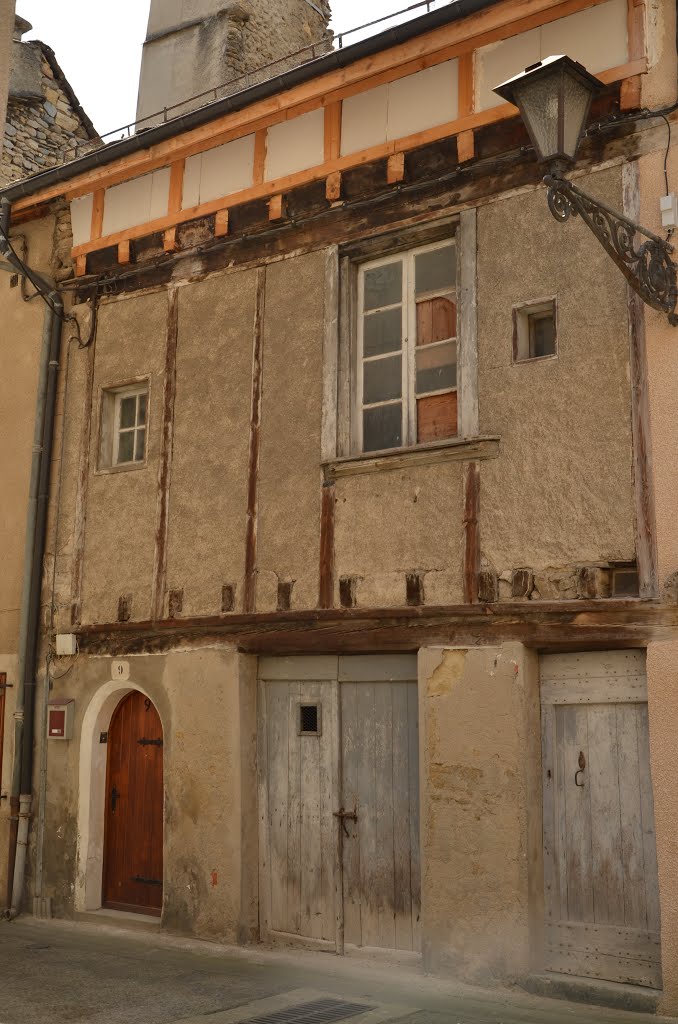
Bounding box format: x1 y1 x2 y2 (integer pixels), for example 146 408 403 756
244 268 266 614
10 0 637 215
72 599 678 658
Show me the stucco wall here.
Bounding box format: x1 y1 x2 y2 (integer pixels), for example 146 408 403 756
165 271 256 617
256 252 326 612
80 291 168 624
418 643 541 982
334 465 464 608
478 166 635 575
38 648 258 939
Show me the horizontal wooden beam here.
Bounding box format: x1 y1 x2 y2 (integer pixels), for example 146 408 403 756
68 59 644 264
11 0 624 215
72 599 676 657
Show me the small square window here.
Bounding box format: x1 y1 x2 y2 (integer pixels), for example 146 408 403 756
298 704 321 736
99 382 149 471
513 300 557 363
610 565 640 597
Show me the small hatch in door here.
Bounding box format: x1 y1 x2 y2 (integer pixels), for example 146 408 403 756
298 703 321 736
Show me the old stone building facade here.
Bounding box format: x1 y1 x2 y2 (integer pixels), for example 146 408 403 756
3 0 678 1016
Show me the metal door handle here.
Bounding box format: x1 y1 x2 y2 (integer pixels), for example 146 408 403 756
575 751 586 787
333 807 358 837
111 786 120 812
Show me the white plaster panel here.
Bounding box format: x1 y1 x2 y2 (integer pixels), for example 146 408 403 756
199 134 256 203
540 0 628 74
476 29 540 112
102 169 171 236
387 60 459 140
341 83 388 157
70 194 94 247
265 108 325 181
183 153 202 209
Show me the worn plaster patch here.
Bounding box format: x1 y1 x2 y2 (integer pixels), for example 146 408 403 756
427 649 466 697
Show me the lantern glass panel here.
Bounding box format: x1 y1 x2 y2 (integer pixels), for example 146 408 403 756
562 73 593 159
513 74 561 162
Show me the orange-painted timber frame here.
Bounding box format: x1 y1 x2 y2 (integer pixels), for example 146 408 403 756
7 0 647 274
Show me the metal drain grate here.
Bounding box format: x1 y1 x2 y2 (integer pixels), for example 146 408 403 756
238 998 371 1024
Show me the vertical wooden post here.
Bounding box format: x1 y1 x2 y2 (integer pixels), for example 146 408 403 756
70 322 98 625
623 161 658 597
151 288 180 622
319 481 336 609
253 129 268 186
324 101 342 162
90 189 105 241
463 461 480 604
244 268 267 614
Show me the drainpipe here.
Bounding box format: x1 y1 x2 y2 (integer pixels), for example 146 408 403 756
0 196 63 916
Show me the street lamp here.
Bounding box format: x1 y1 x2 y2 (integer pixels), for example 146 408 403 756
494 55 678 325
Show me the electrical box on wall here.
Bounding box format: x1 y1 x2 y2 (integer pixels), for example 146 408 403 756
48 699 74 741
660 193 678 229
55 633 77 657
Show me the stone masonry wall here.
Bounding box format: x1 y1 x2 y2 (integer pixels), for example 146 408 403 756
1 43 97 186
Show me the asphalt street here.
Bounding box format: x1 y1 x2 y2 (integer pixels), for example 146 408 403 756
0 918 668 1024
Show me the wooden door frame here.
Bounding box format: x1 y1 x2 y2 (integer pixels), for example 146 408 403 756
74 681 165 916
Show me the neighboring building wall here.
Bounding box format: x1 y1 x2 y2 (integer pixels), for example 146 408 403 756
0 0 15 146
137 0 332 127
1 19 98 187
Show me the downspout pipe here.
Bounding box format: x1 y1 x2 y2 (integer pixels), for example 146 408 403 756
0 196 63 917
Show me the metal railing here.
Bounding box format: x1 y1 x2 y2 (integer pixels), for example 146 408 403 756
59 0 456 162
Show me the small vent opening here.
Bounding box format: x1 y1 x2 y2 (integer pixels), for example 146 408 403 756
299 704 320 736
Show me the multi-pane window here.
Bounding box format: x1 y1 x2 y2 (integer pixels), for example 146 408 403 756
113 388 148 466
357 240 458 454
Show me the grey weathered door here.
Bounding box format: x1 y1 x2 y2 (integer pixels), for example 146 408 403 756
258 655 420 953
541 651 662 988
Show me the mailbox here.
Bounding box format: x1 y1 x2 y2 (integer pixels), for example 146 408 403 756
48 699 74 741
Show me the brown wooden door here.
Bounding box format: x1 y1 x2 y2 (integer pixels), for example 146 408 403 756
103 691 164 916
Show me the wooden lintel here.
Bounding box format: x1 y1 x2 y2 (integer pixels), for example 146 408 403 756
268 194 285 221
215 209 230 237
163 227 177 252
118 239 131 265
387 153 406 185
457 129 475 163
12 0 636 214
326 171 342 202
75 254 87 278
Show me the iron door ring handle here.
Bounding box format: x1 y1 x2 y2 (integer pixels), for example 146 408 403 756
575 751 586 787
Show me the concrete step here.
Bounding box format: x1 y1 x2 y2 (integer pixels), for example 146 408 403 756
74 908 161 934
522 972 662 1015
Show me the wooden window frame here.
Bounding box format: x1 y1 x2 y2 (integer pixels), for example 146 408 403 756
98 379 151 474
512 297 558 365
355 238 459 455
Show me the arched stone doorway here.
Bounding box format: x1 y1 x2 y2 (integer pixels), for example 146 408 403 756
101 690 164 915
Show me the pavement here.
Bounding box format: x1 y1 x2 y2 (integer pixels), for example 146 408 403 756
0 917 669 1024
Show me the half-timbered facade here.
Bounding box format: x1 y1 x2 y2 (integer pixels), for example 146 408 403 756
2 0 678 1012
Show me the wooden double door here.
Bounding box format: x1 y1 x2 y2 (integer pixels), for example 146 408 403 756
259 656 421 953
103 691 164 916
541 652 662 988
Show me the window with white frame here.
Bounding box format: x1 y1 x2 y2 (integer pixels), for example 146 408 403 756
99 383 149 470
357 239 458 453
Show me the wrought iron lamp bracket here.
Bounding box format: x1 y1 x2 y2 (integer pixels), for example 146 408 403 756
544 173 678 326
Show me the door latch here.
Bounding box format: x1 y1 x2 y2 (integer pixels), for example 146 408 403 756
111 786 120 812
333 807 358 838
575 751 586 787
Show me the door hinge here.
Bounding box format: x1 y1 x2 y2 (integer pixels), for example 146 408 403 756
137 738 163 747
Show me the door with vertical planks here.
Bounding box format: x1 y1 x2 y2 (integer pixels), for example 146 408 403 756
103 691 164 916
541 652 662 988
258 656 420 953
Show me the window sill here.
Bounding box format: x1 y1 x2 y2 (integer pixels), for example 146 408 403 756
95 460 148 477
324 436 500 479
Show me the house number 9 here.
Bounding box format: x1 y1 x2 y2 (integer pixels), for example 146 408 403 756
111 660 130 681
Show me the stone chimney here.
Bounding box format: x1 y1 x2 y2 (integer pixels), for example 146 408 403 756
136 0 332 128
0 0 16 148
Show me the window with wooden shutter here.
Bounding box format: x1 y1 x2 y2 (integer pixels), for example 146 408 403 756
357 239 458 453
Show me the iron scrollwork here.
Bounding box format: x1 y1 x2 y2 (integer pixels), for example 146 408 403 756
544 174 678 326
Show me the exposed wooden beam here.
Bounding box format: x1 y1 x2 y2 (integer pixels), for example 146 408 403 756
168 159 185 214
244 268 266 614
458 52 474 117
324 101 342 162
215 209 230 237
457 129 475 163
118 239 131 265
268 194 285 221
11 0 623 213
90 189 105 241
387 153 406 184
326 171 342 202
253 129 268 186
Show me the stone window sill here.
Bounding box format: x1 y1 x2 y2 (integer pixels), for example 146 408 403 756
324 436 500 479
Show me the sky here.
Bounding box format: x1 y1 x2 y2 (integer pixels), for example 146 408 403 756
18 0 451 139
